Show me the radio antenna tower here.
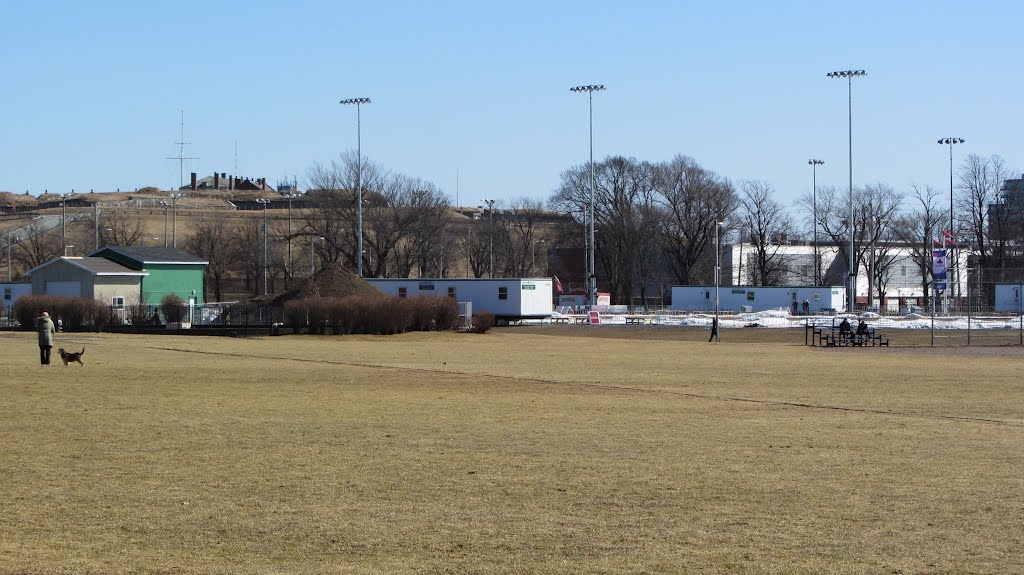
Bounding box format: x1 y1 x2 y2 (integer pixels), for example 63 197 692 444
165 110 198 190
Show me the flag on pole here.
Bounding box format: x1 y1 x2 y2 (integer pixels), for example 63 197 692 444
942 229 961 246
553 276 563 294
932 249 947 280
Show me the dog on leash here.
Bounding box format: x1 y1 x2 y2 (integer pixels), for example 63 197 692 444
58 347 85 367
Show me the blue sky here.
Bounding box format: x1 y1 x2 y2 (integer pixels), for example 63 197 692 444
1 1 1020 209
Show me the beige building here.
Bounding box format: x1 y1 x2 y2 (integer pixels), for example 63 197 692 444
26 257 147 307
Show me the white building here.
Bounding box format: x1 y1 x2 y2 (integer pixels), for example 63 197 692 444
671 285 846 314
367 278 554 321
722 241 969 311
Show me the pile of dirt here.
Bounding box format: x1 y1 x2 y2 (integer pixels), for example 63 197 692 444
268 266 380 306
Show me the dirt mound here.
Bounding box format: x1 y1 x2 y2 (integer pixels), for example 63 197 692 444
270 267 380 306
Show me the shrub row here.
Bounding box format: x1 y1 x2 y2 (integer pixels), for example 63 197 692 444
13 295 116 332
283 295 461 335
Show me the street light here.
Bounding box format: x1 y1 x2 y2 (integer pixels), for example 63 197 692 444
482 199 496 277
59 193 71 254
159 201 170 246
168 193 184 248
256 198 271 295
282 192 299 286
340 97 371 277
532 238 546 274
715 221 725 342
938 137 965 313
808 159 825 285
827 69 866 312
571 84 605 308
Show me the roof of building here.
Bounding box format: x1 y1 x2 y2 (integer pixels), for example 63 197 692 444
88 246 209 265
26 257 149 277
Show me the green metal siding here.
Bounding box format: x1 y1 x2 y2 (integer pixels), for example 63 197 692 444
140 264 205 306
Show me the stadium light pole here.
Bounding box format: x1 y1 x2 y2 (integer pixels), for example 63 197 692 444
715 221 725 342
571 84 605 308
827 69 866 312
159 201 170 246
808 159 825 285
340 97 371 277
59 193 71 255
168 193 184 248
939 137 965 314
482 199 496 277
256 198 270 295
283 192 298 286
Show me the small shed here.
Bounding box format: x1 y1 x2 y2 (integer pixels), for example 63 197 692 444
25 257 147 306
671 285 847 313
367 278 554 321
1 282 32 309
89 246 207 306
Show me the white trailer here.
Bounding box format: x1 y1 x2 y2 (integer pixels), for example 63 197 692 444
994 284 1024 313
670 285 847 314
367 278 554 321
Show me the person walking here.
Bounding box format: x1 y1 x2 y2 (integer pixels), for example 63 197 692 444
36 311 55 366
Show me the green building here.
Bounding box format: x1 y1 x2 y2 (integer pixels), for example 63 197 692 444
89 246 208 306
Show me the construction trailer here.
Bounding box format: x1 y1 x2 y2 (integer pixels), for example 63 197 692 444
366 278 554 321
993 284 1024 313
670 285 848 314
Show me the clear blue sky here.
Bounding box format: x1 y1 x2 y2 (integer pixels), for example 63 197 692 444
2 0 1020 208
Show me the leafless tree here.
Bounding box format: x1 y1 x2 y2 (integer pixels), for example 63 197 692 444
183 218 238 302
458 219 491 278
957 153 1014 270
651 155 737 286
13 220 61 271
857 183 904 303
492 197 548 278
99 209 145 248
738 181 794 286
893 184 945 304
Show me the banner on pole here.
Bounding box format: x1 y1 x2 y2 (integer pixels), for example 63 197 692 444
932 249 947 280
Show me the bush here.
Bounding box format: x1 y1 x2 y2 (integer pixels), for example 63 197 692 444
283 294 463 335
160 294 185 323
13 294 112 332
471 312 495 334
433 297 460 331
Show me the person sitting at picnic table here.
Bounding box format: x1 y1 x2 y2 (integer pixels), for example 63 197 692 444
856 319 869 336
838 318 852 335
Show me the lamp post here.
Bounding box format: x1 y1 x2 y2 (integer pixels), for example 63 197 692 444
827 69 866 312
715 221 725 342
571 84 605 308
808 159 825 285
59 193 71 255
340 97 371 277
938 137 965 314
168 193 184 248
256 198 270 295
283 192 298 287
482 199 496 277
159 201 170 246
532 237 548 272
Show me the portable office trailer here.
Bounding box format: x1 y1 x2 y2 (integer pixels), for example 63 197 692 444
993 284 1024 313
367 278 554 321
670 285 847 313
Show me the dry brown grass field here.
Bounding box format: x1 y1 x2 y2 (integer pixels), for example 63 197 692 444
1 327 1022 574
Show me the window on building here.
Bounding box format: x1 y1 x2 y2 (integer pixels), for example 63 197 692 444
498 287 508 300
448 287 456 299
3 288 10 301
111 296 125 308
398 287 407 298
747 291 755 301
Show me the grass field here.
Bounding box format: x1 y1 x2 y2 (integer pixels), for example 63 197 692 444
1 327 1022 574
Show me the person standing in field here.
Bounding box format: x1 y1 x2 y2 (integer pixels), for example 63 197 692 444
37 311 55 366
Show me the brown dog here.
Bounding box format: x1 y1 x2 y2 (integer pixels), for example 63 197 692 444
58 347 85 367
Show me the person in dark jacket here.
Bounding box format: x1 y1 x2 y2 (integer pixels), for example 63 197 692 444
36 311 55 365
838 318 851 335
856 320 869 336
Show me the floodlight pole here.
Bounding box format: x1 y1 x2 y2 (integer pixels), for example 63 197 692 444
283 192 298 287
60 193 70 255
715 221 724 342
483 199 496 277
808 159 824 285
938 137 964 315
256 198 270 295
571 84 605 308
340 97 371 277
827 69 866 312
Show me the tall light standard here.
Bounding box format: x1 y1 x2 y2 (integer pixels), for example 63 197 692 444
59 193 71 255
168 193 184 248
939 137 965 313
256 198 270 295
159 201 170 246
827 69 866 312
714 221 725 342
571 84 605 307
283 192 298 286
808 159 825 285
340 97 371 277
482 199 496 277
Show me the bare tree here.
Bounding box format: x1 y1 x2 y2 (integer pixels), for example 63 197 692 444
893 184 944 305
99 209 145 248
492 197 548 277
957 153 1014 271
13 221 61 271
651 155 737 286
184 218 238 302
458 219 491 278
739 181 794 286
857 183 904 303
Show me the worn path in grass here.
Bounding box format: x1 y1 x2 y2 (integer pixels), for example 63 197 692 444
1 329 1022 574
